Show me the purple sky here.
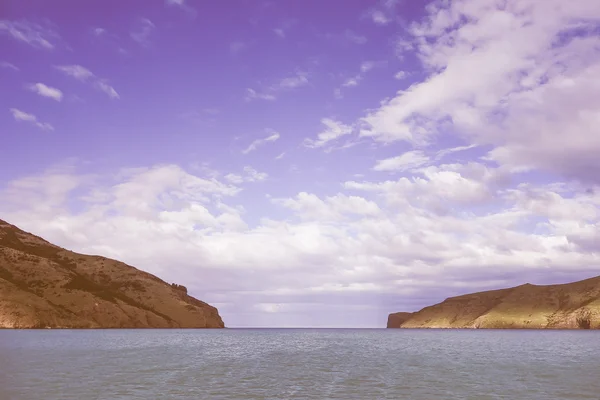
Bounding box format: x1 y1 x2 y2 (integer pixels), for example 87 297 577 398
1 0 600 327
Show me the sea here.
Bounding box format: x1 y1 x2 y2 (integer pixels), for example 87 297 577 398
1 328 599 399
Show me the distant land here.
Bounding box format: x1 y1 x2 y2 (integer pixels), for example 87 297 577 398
0 219 224 329
388 276 600 329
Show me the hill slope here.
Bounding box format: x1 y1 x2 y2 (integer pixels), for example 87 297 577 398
0 219 224 329
388 277 600 329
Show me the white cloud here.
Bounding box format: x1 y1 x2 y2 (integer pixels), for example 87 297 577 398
360 61 375 73
55 65 94 81
93 27 105 36
0 61 19 71
130 18 155 47
342 77 360 88
394 71 406 79
346 162 502 212
373 151 430 172
243 166 268 182
26 83 63 102
255 303 283 313
273 192 381 221
0 20 58 50
435 144 478 161
272 20 296 39
364 0 398 26
225 167 268 184
242 130 280 154
95 81 120 99
55 65 119 100
358 0 600 182
304 118 353 148
275 152 285 160
335 61 380 97
9 108 54 131
9 108 36 122
246 70 309 101
224 174 244 184
278 71 309 89
245 88 276 101
370 10 391 26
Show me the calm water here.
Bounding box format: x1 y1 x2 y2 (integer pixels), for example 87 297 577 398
1 329 599 399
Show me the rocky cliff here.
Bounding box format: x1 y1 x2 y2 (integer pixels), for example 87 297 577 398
0 219 224 329
387 276 600 329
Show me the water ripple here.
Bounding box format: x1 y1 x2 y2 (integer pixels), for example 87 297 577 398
1 329 599 399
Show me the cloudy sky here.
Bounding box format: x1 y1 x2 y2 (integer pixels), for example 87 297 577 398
1 0 600 328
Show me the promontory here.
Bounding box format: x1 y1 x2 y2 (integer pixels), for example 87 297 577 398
0 219 224 329
387 276 600 329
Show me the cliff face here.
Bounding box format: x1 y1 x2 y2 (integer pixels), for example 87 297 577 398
387 312 413 328
0 219 224 329
388 277 600 329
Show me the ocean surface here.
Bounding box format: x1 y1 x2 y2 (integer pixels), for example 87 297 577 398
1 329 599 400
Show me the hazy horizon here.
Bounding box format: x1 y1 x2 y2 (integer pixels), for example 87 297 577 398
2 0 600 328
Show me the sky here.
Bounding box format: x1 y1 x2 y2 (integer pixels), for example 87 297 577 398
1 0 600 328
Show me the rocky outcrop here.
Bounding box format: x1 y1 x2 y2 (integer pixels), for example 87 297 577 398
0 219 225 329
387 276 600 329
171 283 188 294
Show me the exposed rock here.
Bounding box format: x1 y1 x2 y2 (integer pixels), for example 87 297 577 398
0 219 225 329
387 277 600 329
171 283 188 294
